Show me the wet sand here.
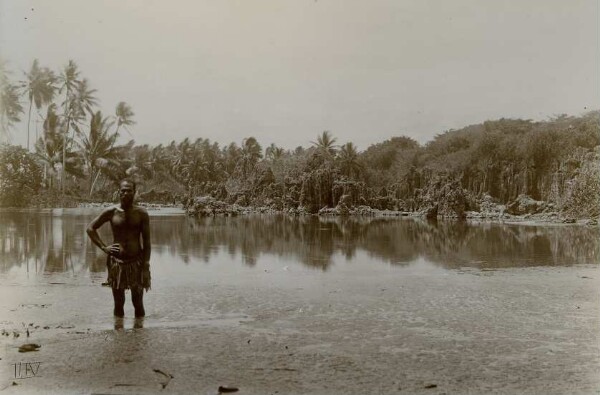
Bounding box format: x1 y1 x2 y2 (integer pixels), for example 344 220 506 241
1 260 599 395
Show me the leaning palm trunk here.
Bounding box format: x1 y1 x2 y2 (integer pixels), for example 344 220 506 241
62 109 70 198
26 100 33 151
89 168 102 198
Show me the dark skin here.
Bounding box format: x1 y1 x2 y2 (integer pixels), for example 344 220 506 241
86 181 151 318
86 181 151 264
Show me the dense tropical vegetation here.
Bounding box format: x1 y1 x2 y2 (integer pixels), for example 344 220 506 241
0 58 598 219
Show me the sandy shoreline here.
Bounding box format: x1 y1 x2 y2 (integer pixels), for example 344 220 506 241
1 261 599 394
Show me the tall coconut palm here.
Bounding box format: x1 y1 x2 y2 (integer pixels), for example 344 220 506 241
0 62 23 141
68 80 98 191
22 59 57 151
114 101 135 137
72 79 98 121
57 62 99 194
35 104 83 189
57 60 82 131
75 111 125 197
311 130 337 158
58 60 79 94
0 83 23 141
35 104 62 188
57 60 81 194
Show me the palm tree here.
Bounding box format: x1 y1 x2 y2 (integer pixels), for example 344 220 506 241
35 104 62 188
57 60 80 194
34 104 83 189
75 111 126 197
114 101 135 137
0 62 23 141
72 78 98 121
265 143 285 161
182 149 209 194
338 142 362 179
311 130 337 158
125 145 158 185
57 62 99 194
265 143 287 205
99 141 135 192
22 59 57 151
171 137 192 183
58 60 79 93
149 144 170 179
193 139 224 185
69 80 99 191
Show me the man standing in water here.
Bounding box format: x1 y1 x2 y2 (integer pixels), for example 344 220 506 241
86 179 151 318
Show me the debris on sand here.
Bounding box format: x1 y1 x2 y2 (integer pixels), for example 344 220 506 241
20 303 51 308
153 368 174 389
424 383 437 389
18 343 41 352
218 386 239 393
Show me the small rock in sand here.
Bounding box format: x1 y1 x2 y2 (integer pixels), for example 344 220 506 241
218 385 239 393
18 343 41 352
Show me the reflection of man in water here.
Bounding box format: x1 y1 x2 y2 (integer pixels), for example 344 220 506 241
86 179 151 318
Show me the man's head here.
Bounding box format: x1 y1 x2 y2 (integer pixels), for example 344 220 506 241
119 179 136 207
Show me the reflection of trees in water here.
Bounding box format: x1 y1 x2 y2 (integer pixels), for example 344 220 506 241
422 222 600 268
0 212 110 274
1 212 599 273
160 215 600 269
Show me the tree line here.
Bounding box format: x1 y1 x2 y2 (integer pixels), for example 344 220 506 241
1 58 598 218
1 58 134 203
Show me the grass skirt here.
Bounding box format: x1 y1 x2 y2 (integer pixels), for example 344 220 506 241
107 256 151 291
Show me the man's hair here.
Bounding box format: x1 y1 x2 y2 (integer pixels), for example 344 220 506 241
120 179 137 191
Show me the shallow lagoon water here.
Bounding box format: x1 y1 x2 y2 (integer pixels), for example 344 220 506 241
0 210 599 394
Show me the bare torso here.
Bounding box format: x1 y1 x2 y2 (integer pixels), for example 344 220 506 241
87 204 151 262
109 206 146 259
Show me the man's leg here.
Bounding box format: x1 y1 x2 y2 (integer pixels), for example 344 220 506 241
131 288 145 318
112 288 125 317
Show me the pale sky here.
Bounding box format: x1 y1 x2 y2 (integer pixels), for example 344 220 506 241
1 0 598 150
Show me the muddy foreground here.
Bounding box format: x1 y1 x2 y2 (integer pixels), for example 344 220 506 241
1 261 599 395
